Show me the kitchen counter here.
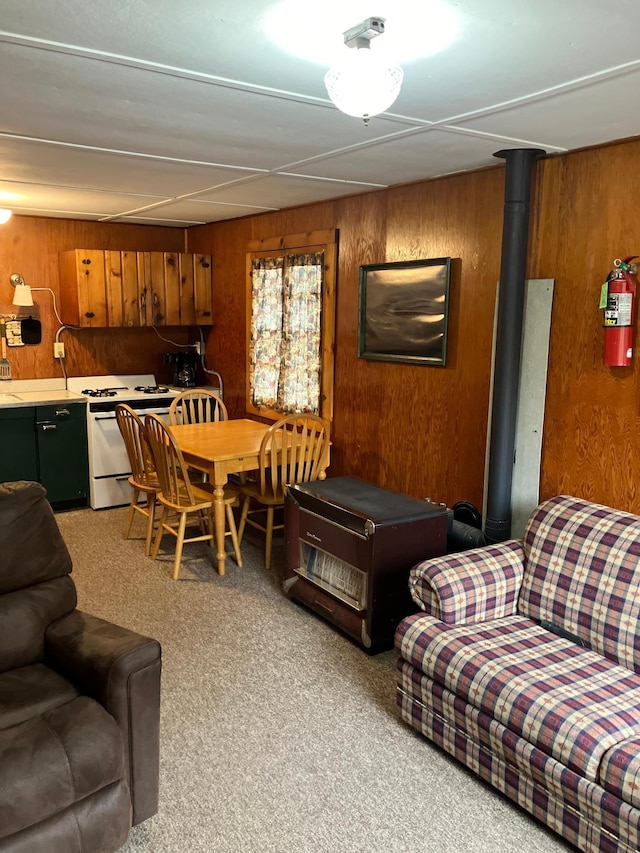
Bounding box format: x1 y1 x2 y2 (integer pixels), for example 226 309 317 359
0 379 86 408
0 390 86 408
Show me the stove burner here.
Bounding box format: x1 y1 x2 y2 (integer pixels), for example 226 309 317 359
82 388 117 397
134 385 170 394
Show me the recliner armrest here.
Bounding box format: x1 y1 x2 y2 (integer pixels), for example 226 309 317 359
44 610 161 826
409 540 526 624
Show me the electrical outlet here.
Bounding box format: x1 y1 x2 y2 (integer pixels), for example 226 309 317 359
54 342 65 359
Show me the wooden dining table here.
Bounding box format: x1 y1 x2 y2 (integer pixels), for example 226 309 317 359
168 418 274 575
170 416 331 575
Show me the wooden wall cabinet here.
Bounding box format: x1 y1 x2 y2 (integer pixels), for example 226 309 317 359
59 249 212 327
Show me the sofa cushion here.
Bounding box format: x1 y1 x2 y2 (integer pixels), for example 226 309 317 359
519 495 640 671
0 664 79 730
599 737 640 810
397 611 640 779
0 695 126 839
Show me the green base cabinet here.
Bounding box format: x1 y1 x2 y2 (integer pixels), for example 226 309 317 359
36 404 89 507
0 403 88 509
0 407 38 483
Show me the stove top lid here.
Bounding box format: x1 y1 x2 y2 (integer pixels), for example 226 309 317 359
67 374 158 393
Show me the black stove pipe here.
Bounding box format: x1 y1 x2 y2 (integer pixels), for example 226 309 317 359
484 148 546 545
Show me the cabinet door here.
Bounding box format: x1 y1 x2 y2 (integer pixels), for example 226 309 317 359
178 253 196 326
59 250 108 327
0 407 37 482
193 254 213 325
121 250 142 326
36 404 88 505
138 252 168 325
104 250 124 327
163 253 182 325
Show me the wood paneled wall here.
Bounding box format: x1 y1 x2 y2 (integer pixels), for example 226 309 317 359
188 171 504 510
190 136 640 514
7 136 640 515
530 140 640 511
0 216 194 383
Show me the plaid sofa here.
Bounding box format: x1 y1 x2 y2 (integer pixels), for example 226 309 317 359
396 495 640 853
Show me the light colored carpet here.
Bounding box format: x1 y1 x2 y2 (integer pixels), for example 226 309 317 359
56 506 574 853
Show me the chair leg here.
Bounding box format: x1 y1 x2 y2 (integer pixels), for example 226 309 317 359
226 504 242 568
172 512 188 581
124 489 140 539
151 507 167 560
238 495 250 543
144 492 156 556
264 506 274 570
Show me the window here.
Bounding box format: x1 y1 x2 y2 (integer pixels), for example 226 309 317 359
246 230 336 422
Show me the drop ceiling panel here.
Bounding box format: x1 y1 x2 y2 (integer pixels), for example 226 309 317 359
0 182 165 216
2 0 640 120
0 0 638 227
453 70 640 151
113 199 276 223
285 129 536 185
194 173 384 207
1 43 409 169
0 137 265 196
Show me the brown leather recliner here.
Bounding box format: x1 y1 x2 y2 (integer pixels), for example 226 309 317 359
0 480 162 852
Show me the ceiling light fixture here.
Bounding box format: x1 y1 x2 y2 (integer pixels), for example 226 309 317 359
324 16 403 124
0 209 12 225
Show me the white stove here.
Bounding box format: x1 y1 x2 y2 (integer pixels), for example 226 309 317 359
67 374 179 406
67 375 180 509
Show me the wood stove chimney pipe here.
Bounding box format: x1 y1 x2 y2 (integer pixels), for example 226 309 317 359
484 147 546 545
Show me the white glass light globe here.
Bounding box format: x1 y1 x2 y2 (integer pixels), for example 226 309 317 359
0 209 12 225
324 49 404 120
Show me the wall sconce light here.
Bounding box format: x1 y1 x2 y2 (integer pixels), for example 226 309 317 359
0 209 12 225
10 274 36 306
324 16 403 123
10 273 65 331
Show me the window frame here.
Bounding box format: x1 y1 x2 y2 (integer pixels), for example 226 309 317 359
246 229 337 423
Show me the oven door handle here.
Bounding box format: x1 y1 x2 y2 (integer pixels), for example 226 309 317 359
94 410 169 421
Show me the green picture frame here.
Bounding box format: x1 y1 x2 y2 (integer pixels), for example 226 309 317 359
357 257 451 366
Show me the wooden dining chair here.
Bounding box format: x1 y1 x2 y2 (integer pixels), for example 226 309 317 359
168 388 228 426
144 413 242 580
115 403 161 556
237 413 329 570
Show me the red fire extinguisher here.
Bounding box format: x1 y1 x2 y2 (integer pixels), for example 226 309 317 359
602 256 640 367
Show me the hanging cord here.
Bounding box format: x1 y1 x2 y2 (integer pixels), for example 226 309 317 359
197 326 223 398
151 325 224 398
150 325 194 348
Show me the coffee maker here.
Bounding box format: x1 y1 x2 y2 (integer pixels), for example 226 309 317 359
163 352 198 388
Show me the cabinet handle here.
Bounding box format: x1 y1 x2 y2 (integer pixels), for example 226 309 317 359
85 312 95 318
81 258 92 265
40 423 57 431
55 409 70 417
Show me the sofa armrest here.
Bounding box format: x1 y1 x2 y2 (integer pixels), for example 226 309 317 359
44 610 161 826
409 540 526 624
